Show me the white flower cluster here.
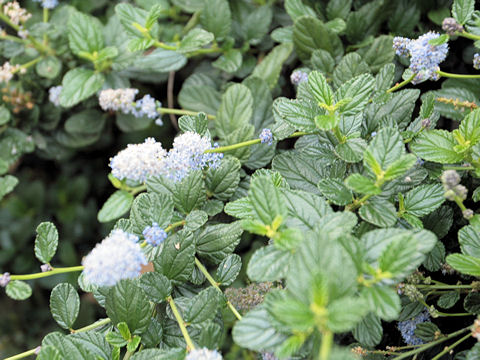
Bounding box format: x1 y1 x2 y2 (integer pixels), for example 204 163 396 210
109 137 167 183
0 61 21 83
185 348 223 360
99 88 139 114
48 86 62 106
82 230 147 287
3 1 31 25
109 132 223 183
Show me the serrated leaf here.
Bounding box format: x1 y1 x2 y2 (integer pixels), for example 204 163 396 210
459 225 480 258
273 98 317 131
404 184 445 217
130 192 173 234
139 272 172 303
106 280 152 335
335 73 375 116
251 43 293 89
50 283 80 329
68 10 104 56
247 245 292 282
249 176 287 225
452 0 475 24
216 254 241 286
205 156 241 201
308 71 334 106
35 222 59 264
411 130 463 163
361 285 401 321
353 313 383 347
437 291 460 309
155 231 195 283
200 0 231 40
196 222 243 264
59 68 105 108
447 253 480 276
216 84 253 139
359 198 397 227
178 28 214 53
184 287 218 324
317 178 353 205
6 280 32 300
344 174 380 195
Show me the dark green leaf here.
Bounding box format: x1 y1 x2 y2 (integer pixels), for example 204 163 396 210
35 222 59 264
59 68 105 108
196 222 243 264
50 283 80 330
98 190 133 223
139 272 172 303
216 254 241 286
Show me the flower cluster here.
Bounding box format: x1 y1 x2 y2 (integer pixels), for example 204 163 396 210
82 230 147 287
143 222 167 247
109 138 167 183
48 86 62 106
109 133 223 183
397 309 430 345
185 348 223 360
472 318 480 341
259 128 273 145
98 88 162 124
474 54 480 70
442 17 463 35
393 32 448 83
441 170 468 201
290 70 308 86
0 61 20 83
32 0 59 9
3 1 31 26
164 132 223 182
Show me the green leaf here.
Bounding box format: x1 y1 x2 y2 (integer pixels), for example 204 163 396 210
375 63 395 93
452 0 475 24
332 53 369 88
127 336 141 353
106 331 128 347
36 56 62 79
115 3 158 38
50 283 80 330
130 348 185 360
205 156 241 201
325 18 346 34
130 192 173 234
273 98 317 131
344 174 380 195
317 178 353 205
285 0 317 21
411 130 463 163
251 43 293 89
334 138 367 163
135 48 187 73
98 190 133 223
216 254 241 286
404 184 445 217
359 198 397 227
326 0 352 20
196 222 243 264
35 222 59 264
415 322 441 342
178 113 209 136
184 287 218 324
437 291 460 309
174 170 206 214
366 127 405 170
155 231 195 283
467 343 480 360
327 297 370 332
6 280 32 300
270 296 314 332
293 16 333 61
0 106 10 126
446 253 480 276
283 189 332 231
0 174 18 200
249 176 287 225
242 6 272 44
139 272 172 303
353 313 382 347
216 84 253 139
37 346 61 360
311 49 335 74
464 292 480 314
308 71 334 106
212 49 242 73
379 235 418 279
178 28 214 53
247 245 292 282
423 241 445 271
458 108 480 144
357 35 395 73
106 280 152 334
361 285 401 321
68 10 104 56
383 154 417 180
59 68 105 108
184 210 208 232
335 74 375 116
459 225 480 258
232 307 288 351
200 0 231 40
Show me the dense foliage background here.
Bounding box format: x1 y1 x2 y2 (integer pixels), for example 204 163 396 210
2 0 480 359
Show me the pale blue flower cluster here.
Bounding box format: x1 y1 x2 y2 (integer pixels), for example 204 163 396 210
48 86 62 106
98 88 162 124
259 128 273 145
82 230 147 287
393 32 448 84
474 53 480 70
143 222 167 247
109 132 223 183
33 0 59 9
185 348 223 360
164 132 223 182
0 272 10 287
109 138 167 183
397 309 430 345
290 70 308 86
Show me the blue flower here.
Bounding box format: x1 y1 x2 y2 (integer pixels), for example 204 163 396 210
474 53 480 70
393 37 411 57
164 132 223 182
290 70 308 86
33 0 59 9
109 138 167 183
82 230 147 287
185 348 223 360
143 222 167 247
397 309 430 345
406 32 448 84
259 128 273 145
134 94 160 120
